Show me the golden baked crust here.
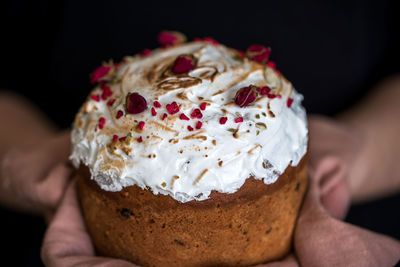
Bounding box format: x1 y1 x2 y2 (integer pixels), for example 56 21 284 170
77 156 307 267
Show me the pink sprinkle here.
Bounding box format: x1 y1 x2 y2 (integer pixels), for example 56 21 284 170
151 107 157 116
275 69 281 75
259 86 271 96
90 65 111 84
107 98 115 106
196 121 202 129
287 98 294 108
153 101 161 108
266 61 276 69
166 101 180 114
179 113 190 120
276 94 282 99
190 108 203 119
116 110 123 119
162 113 168 120
137 136 143 143
139 48 151 56
234 117 243 123
91 95 100 102
219 117 228 125
187 125 194 131
100 84 112 100
267 93 277 99
119 136 126 142
98 117 106 129
199 102 207 110
138 121 145 130
112 135 118 142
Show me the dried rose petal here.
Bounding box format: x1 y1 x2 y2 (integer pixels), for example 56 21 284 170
196 121 202 129
137 136 143 143
112 135 118 142
172 55 195 74
100 84 112 100
139 49 152 57
98 117 106 129
151 107 157 116
162 113 168 120
158 31 186 47
116 110 124 119
287 98 294 108
237 50 246 59
179 113 190 120
266 61 276 69
258 86 271 96
107 98 115 106
246 45 271 64
199 102 207 110
219 117 228 125
166 101 179 114
190 108 203 119
194 37 218 45
91 95 100 102
187 125 194 131
119 136 126 142
90 66 111 84
234 85 258 108
234 117 243 123
126 92 147 114
153 101 161 108
138 121 145 130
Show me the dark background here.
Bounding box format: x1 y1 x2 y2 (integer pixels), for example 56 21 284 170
1 0 400 266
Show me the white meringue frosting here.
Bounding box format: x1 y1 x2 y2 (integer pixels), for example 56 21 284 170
70 41 308 202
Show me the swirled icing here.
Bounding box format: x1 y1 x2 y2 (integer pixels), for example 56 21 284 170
70 41 308 202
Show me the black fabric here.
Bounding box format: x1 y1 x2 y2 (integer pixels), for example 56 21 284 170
1 1 400 266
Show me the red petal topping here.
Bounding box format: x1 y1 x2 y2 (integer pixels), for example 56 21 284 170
258 86 271 96
287 98 294 108
162 113 168 120
267 93 277 99
153 101 161 108
190 108 203 119
119 136 126 142
107 98 115 106
151 107 157 116
195 121 202 129
138 121 145 130
179 113 190 120
199 102 207 110
194 37 218 45
246 45 271 64
126 92 147 114
139 48 152 56
237 50 246 59
112 135 118 142
187 125 194 131
100 84 112 100
234 117 243 123
116 110 123 119
91 95 100 102
219 117 228 125
90 66 111 84
266 61 276 69
166 101 180 114
137 136 143 143
172 55 195 74
158 31 185 47
98 117 106 129
234 85 258 107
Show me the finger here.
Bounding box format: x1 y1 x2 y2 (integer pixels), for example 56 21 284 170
41 179 136 267
253 254 298 267
321 179 350 220
35 163 72 212
294 177 400 267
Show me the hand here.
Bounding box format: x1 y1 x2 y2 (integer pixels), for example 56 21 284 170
41 179 137 267
257 115 400 266
0 131 72 217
